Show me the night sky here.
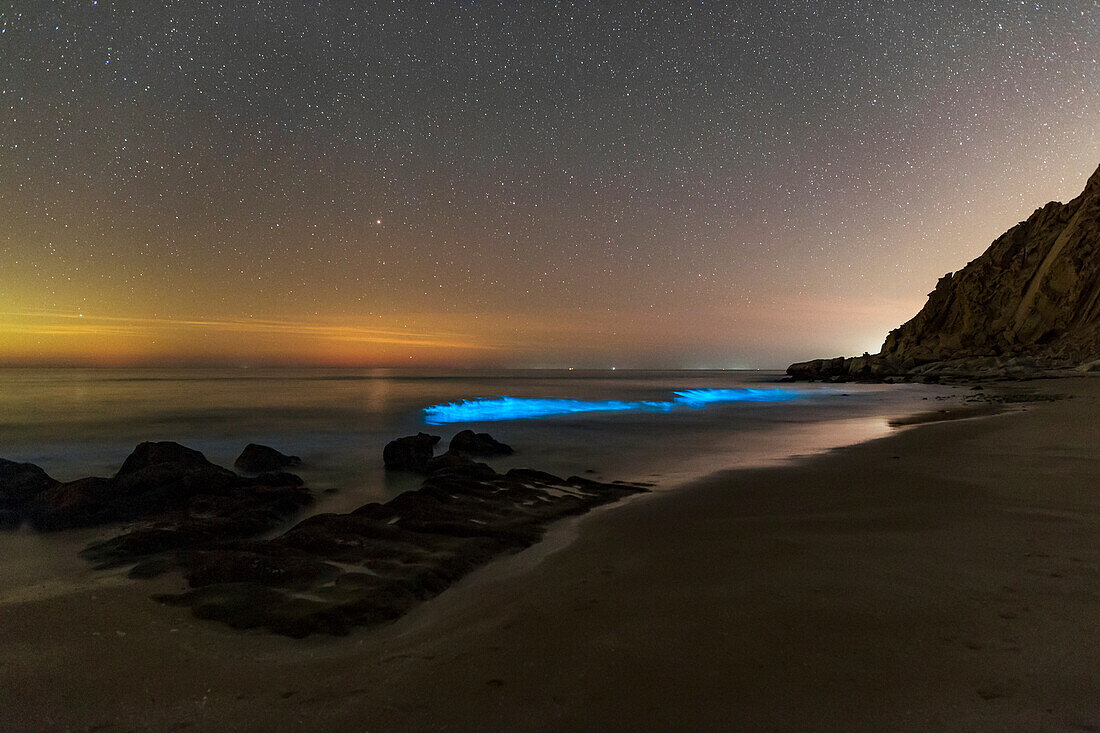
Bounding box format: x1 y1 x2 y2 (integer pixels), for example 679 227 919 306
2 2 1097 368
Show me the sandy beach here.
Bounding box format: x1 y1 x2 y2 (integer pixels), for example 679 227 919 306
2 377 1098 732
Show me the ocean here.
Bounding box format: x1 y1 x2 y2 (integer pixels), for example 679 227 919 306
0 367 954 600
0 366 957 499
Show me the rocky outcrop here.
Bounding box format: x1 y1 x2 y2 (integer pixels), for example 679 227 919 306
423 449 483 474
382 432 441 473
788 163 1100 381
152 466 645 637
14 441 311 532
384 431 512 474
449 430 514 456
234 443 301 473
78 469 312 563
90 433 648 637
0 459 59 529
786 354 899 381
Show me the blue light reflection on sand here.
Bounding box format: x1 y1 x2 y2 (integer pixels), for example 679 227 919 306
423 388 804 424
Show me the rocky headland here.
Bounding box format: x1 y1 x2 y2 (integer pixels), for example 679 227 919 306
788 163 1100 382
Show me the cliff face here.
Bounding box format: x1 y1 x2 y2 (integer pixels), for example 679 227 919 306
880 163 1100 364
789 163 1100 380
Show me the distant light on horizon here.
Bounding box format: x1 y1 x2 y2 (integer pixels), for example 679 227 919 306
423 387 805 424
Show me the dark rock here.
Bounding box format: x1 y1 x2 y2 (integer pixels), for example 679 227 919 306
0 458 59 527
80 477 313 568
448 430 514 456
278 511 454 563
69 431 648 637
423 451 499 478
234 443 302 473
505 468 565 484
382 433 440 473
29 441 312 534
180 545 341 590
120 433 651 637
423 450 476 474
0 458 59 506
115 441 216 477
83 525 213 567
785 356 849 380
28 477 114 530
110 442 237 502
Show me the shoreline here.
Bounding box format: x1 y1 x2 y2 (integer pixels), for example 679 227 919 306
2 377 1098 730
430 402 1021 590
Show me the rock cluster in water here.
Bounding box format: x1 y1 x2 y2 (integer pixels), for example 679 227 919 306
0 459 58 530
234 443 301 473
152 461 643 637
0 442 311 534
448 429 514 456
381 432 440 472
788 163 1100 382
3 434 646 637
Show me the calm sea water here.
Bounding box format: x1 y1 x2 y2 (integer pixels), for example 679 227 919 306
0 367 955 503
0 367 954 599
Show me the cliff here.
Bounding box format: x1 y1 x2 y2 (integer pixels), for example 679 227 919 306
789 163 1100 381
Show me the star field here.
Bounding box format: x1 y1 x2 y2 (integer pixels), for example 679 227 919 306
1 1 1097 367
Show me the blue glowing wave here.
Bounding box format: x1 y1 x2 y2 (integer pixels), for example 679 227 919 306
423 387 803 424
672 388 802 404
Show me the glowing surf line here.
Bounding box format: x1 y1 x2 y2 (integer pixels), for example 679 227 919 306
423 387 803 424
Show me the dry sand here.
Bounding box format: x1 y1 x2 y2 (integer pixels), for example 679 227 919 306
2 378 1098 732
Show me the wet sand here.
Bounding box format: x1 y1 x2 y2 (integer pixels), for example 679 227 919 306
2 378 1098 731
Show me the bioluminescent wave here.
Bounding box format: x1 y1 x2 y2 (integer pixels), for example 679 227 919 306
423 397 674 424
423 388 804 424
672 388 803 404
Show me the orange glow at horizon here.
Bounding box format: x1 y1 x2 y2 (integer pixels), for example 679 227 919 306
0 311 505 367
0 294 923 369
